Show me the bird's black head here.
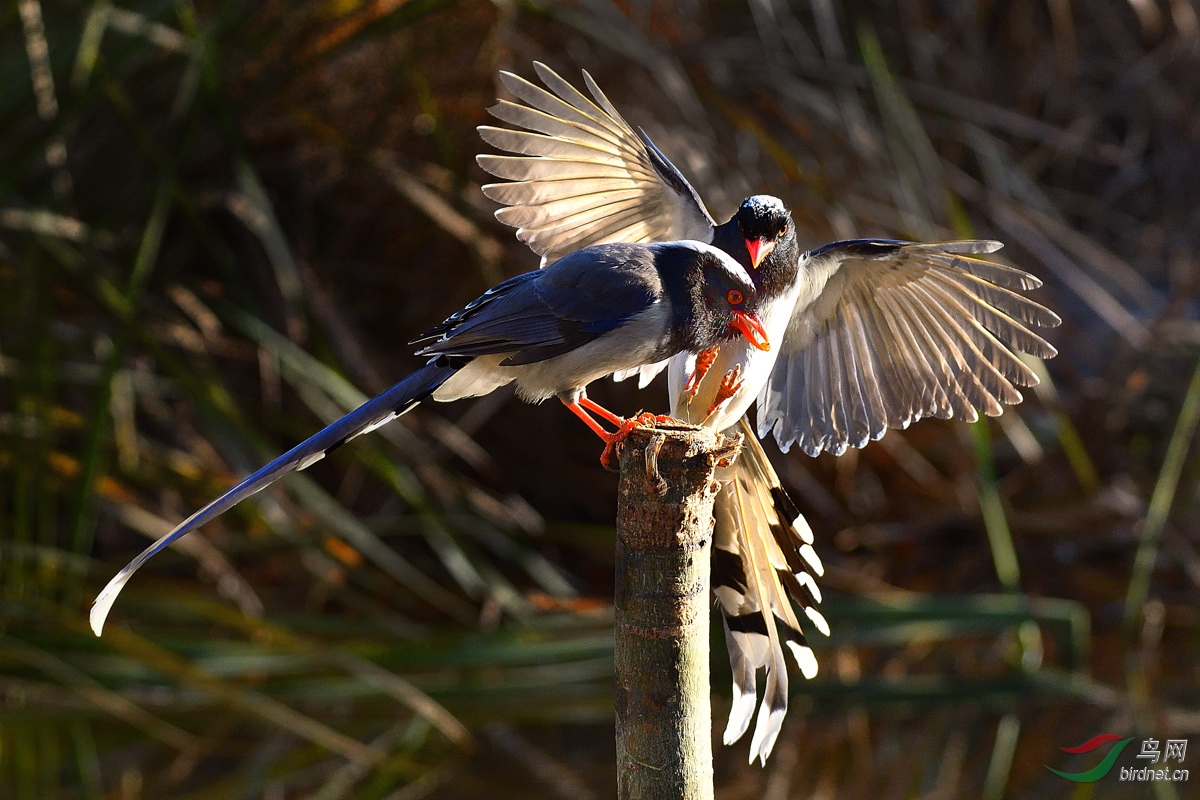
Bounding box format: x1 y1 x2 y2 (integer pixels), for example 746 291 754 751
712 195 799 301
655 241 771 354
735 194 795 268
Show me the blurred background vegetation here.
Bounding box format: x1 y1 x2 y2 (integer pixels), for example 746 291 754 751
1 0 1198 798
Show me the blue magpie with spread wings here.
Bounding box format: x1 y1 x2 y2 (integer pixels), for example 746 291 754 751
477 63 1061 764
90 239 770 636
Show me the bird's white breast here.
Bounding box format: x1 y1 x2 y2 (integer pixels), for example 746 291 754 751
665 251 846 433
668 281 799 432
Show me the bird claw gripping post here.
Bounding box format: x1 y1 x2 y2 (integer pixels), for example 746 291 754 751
600 411 682 472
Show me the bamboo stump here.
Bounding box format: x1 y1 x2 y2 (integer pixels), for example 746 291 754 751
614 423 740 800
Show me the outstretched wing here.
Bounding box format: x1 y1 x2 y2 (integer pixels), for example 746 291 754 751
477 62 716 265
758 240 1061 456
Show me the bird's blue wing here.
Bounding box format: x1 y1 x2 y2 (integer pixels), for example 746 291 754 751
417 245 658 367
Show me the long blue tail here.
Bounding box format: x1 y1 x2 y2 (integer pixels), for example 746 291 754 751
90 359 459 635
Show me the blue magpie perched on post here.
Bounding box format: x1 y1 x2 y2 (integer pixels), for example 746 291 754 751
90 239 770 636
477 63 1061 764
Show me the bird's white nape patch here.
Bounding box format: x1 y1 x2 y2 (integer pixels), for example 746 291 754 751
805 606 831 637
799 543 824 576
786 641 819 679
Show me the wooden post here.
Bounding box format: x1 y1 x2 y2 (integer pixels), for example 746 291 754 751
613 423 740 800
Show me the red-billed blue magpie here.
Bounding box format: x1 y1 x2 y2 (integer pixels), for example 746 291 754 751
89 239 770 636
477 63 1061 764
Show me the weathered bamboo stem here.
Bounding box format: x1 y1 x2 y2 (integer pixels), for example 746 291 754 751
613 423 740 800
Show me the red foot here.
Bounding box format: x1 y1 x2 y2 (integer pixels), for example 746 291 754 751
579 396 623 427
684 347 720 399
633 411 676 426
561 399 677 471
599 413 682 469
706 365 744 418
599 416 641 471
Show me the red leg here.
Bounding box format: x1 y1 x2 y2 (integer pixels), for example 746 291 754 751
579 395 624 427
706 364 744 419
684 346 720 399
562 398 616 438
561 399 643 470
581 390 672 428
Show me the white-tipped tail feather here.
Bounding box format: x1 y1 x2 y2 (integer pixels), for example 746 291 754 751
90 362 458 636
711 419 828 765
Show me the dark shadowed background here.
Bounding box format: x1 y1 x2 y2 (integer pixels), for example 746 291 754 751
1 1 1198 798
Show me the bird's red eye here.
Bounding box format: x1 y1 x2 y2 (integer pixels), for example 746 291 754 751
727 289 744 305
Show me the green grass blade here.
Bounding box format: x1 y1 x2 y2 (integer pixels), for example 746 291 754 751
971 420 1021 590
0 633 196 750
1124 352 1200 633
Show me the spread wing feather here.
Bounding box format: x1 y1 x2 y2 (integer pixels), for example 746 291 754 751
476 155 642 183
758 240 1060 456
477 127 630 165
493 188 652 231
477 62 715 265
509 209 656 256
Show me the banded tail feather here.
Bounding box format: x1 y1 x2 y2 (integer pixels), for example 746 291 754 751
711 419 828 765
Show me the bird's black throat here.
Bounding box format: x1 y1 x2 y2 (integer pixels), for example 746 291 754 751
712 215 800 302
